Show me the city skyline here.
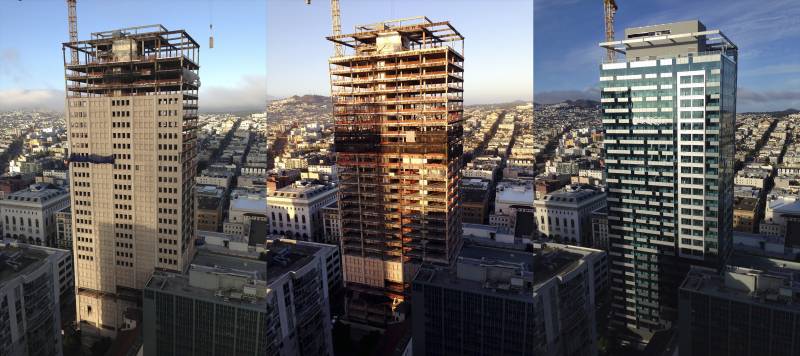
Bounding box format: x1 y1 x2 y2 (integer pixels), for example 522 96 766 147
534 0 800 112
3 1 800 355
267 0 532 105
0 0 266 112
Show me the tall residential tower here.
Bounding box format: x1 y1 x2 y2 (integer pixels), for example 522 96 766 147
327 17 464 325
63 25 199 336
599 20 737 336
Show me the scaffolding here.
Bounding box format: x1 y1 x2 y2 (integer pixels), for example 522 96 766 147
328 17 464 326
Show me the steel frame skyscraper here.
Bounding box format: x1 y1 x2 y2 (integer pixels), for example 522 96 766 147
327 17 464 326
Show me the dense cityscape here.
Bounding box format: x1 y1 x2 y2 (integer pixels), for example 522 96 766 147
0 0 798 356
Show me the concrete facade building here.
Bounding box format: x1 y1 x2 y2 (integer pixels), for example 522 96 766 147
55 207 72 250
63 25 200 336
680 262 800 356
195 185 225 232
412 241 607 356
0 243 67 356
600 20 737 334
328 17 465 325
143 242 268 355
266 239 336 356
267 180 338 242
535 184 606 245
0 185 70 247
224 191 267 239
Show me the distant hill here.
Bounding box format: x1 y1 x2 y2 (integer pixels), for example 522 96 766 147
563 99 600 108
272 95 330 105
740 108 799 117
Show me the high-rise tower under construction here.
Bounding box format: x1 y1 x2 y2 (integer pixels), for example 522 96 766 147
63 25 199 335
328 17 464 326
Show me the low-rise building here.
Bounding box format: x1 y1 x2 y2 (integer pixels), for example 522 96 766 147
195 185 225 232
143 241 268 355
535 184 606 245
412 241 607 356
267 180 338 242
680 259 800 356
223 192 267 240
0 184 70 247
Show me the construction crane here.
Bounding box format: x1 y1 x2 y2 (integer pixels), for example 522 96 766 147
306 0 343 57
603 0 617 62
67 0 78 64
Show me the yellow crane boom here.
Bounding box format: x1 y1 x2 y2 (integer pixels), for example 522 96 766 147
67 0 78 64
604 0 617 62
306 0 343 57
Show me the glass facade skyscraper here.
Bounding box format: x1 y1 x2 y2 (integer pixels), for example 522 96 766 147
599 20 737 335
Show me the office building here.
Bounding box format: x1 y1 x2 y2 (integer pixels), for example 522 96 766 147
266 239 337 356
195 185 225 232
143 241 268 355
55 207 72 250
412 241 607 356
534 184 606 245
266 180 338 242
491 180 535 238
328 17 464 325
321 201 342 244
0 243 67 356
224 191 267 239
0 184 70 247
599 20 737 334
679 261 800 356
63 25 200 336
590 207 609 250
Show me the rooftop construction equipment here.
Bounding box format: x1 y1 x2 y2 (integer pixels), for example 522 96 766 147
603 0 617 62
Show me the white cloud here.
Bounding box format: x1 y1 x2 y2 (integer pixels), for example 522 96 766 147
199 74 266 112
0 75 267 112
0 89 64 111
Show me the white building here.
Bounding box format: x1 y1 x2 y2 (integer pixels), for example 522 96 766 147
223 191 267 239
734 166 771 189
0 184 70 247
759 190 800 238
490 180 534 233
535 185 607 245
267 181 338 242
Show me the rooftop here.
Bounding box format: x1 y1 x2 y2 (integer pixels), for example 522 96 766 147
268 180 337 200
682 259 800 310
230 194 267 213
414 241 594 299
2 184 68 204
541 184 604 204
145 245 266 308
266 239 322 286
0 244 50 285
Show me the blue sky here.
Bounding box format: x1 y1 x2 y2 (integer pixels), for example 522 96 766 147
0 0 266 111
267 0 533 105
534 0 800 112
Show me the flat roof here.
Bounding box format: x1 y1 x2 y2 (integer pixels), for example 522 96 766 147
0 245 49 285
266 239 321 286
145 246 266 308
231 195 266 212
